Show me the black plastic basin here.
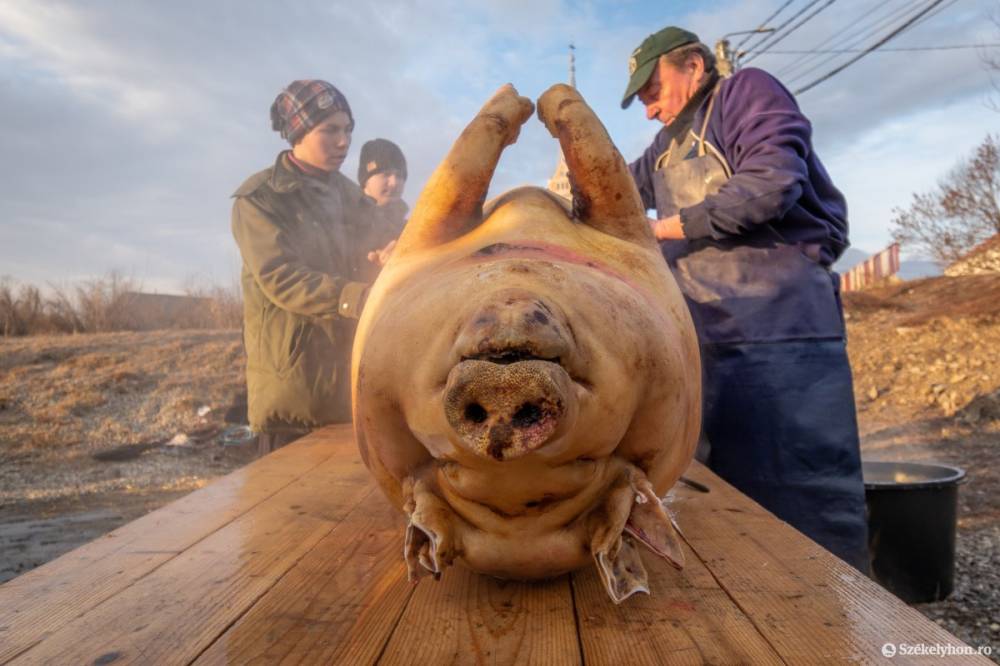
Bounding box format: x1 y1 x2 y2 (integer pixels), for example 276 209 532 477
863 460 966 603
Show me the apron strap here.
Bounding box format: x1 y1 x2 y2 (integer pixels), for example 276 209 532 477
695 82 720 158
655 80 723 170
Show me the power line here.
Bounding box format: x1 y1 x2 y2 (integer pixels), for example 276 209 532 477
773 1 906 78
740 0 838 66
759 43 998 53
741 0 825 55
783 1 932 86
908 0 962 31
734 0 797 50
793 0 948 95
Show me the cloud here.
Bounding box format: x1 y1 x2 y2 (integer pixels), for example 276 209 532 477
0 0 997 290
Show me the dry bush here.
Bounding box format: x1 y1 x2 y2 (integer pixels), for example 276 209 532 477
1 273 243 336
1 279 57 335
74 272 141 332
44 284 85 333
182 280 242 329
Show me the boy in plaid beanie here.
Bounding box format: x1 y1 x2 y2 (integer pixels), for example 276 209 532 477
232 80 389 453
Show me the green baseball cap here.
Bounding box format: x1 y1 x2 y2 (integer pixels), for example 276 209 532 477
621 26 699 109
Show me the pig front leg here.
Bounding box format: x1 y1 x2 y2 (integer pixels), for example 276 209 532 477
625 472 685 569
402 475 461 581
589 475 651 604
395 83 534 255
587 462 686 603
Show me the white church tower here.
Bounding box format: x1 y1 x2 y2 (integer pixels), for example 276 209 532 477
546 44 575 199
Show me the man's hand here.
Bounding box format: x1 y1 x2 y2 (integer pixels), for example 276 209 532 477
367 239 397 267
648 215 684 240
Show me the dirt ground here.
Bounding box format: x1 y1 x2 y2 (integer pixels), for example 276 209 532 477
0 276 998 652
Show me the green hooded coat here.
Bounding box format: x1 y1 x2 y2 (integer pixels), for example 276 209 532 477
231 152 377 432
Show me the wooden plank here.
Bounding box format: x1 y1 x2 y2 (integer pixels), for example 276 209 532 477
7 442 372 665
379 567 581 665
572 540 784 665
0 426 351 664
192 493 414 665
675 462 993 665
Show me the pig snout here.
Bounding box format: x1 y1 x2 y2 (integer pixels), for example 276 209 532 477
444 359 575 461
445 293 578 460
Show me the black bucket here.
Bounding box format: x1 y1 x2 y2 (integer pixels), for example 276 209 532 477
863 460 966 603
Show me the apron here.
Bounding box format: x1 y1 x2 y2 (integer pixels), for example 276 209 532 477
653 86 869 572
653 86 845 345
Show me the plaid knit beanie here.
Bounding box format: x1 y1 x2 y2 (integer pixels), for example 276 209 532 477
357 139 408 188
270 80 353 145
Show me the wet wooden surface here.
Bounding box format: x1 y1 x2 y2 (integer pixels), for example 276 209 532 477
0 424 988 665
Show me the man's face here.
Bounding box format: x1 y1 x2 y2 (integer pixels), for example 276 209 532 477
637 56 700 126
293 111 353 172
364 169 406 206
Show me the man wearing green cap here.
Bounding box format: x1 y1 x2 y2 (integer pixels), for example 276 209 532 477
622 27 869 572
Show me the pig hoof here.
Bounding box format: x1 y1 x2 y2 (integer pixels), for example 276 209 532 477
594 535 650 604
403 476 459 581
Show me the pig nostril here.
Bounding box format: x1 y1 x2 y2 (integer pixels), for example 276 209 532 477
465 403 488 424
512 402 543 428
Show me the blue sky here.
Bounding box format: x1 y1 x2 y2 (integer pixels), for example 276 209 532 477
0 0 996 292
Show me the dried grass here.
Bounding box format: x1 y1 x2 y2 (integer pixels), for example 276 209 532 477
0 329 245 460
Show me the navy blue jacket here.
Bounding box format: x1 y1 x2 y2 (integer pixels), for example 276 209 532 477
628 68 849 266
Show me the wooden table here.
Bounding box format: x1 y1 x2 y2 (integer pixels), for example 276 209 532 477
0 425 989 665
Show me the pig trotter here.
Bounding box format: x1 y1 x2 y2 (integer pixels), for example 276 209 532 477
403 476 459 582
589 471 651 604
625 472 685 570
595 535 650 604
589 463 687 602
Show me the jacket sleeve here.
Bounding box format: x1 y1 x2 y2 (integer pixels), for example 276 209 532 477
231 195 369 319
679 69 811 240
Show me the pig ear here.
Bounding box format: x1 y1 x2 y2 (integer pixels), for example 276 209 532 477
536 84 656 248
394 84 535 256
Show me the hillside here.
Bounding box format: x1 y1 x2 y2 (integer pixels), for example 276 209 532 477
845 274 1000 652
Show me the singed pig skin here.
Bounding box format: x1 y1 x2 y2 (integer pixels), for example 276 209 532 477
352 84 700 601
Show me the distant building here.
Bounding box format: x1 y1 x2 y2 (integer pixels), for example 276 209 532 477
945 233 1000 277
119 292 216 330
547 44 575 200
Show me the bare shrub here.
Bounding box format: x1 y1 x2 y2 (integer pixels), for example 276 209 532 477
0 272 243 337
0 278 54 336
182 278 242 330
44 283 85 333
74 271 141 332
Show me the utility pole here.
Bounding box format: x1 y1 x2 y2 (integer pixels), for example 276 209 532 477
715 39 734 77
717 28 776 75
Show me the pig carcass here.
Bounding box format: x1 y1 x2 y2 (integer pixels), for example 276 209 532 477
351 83 701 603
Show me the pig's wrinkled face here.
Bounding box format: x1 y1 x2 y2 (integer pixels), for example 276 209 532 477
353 83 699 596
353 189 698 578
